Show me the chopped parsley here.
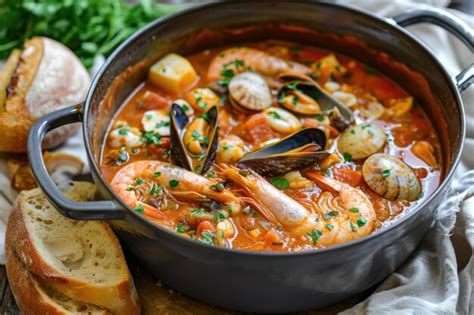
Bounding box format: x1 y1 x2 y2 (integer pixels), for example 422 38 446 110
153 172 161 177
214 212 226 222
350 221 357 232
118 129 128 135
291 95 298 106
350 207 359 213
155 120 170 128
316 116 325 122
343 152 352 162
350 129 356 134
191 130 210 144
199 231 214 245
205 172 217 179
135 178 143 185
381 169 391 177
268 111 282 119
169 179 180 188
194 165 202 172
141 130 161 145
271 177 289 190
190 208 206 215
325 223 334 231
176 223 186 233
199 113 210 121
286 81 300 91
134 206 144 214
222 145 233 150
306 229 322 244
357 217 367 227
149 184 162 196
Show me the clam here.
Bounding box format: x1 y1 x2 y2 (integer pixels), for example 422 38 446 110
237 128 329 176
277 72 353 125
362 153 421 201
338 123 386 160
170 103 219 174
228 71 272 112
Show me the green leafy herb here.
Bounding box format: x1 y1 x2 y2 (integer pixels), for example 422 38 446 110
176 223 186 233
343 152 352 162
153 172 161 177
155 120 170 128
350 207 359 213
193 165 202 172
135 178 143 185
190 208 206 215
118 129 128 135
205 172 217 179
169 179 179 188
268 111 282 119
316 116 325 122
134 205 144 214
0 0 182 67
286 81 300 90
325 223 334 231
214 212 226 222
222 145 233 150
198 231 214 245
149 183 162 196
141 130 161 145
271 177 289 190
291 95 298 106
381 169 391 177
306 229 322 244
357 217 367 227
350 221 357 232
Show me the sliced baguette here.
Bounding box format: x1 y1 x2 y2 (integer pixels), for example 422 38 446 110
6 182 140 314
6 244 109 315
0 37 91 152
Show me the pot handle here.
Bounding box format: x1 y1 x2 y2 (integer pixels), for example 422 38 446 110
392 7 474 92
28 105 127 220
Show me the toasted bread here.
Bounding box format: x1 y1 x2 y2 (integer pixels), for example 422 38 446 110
0 37 91 152
5 182 140 314
6 245 109 315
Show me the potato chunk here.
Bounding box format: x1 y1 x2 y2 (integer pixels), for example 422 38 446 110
148 53 197 93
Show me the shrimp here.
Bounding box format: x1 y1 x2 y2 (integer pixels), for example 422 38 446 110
218 164 376 247
207 47 310 81
111 161 242 224
218 164 309 226
304 171 376 246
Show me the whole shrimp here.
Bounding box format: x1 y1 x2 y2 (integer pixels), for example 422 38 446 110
219 165 376 246
111 161 242 224
207 47 310 81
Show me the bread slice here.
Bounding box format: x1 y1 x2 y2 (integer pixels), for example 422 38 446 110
6 182 140 314
6 244 109 315
0 37 91 152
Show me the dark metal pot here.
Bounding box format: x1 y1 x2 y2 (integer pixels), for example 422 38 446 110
28 1 473 312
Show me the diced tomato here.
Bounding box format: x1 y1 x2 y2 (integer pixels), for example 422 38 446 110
142 91 170 110
197 220 216 236
243 113 278 144
263 229 283 245
332 168 363 187
160 137 171 149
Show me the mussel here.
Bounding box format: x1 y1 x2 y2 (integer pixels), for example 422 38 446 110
228 71 272 113
170 103 219 174
362 153 421 201
277 72 353 127
237 128 328 176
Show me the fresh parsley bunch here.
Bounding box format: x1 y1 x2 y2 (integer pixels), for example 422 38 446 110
0 0 182 68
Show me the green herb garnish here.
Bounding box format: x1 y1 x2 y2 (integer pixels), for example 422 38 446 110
381 169 391 177
169 179 179 188
268 111 282 119
357 217 367 227
271 177 289 190
343 152 352 162
134 205 144 214
176 223 186 233
350 207 359 213
306 229 322 244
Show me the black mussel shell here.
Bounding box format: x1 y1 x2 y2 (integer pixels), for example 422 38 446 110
237 128 329 176
170 104 219 174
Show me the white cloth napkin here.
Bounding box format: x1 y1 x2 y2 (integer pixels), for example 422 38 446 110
0 1 472 313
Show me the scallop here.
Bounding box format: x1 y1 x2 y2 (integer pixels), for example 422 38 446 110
228 71 272 112
362 153 421 201
338 123 386 160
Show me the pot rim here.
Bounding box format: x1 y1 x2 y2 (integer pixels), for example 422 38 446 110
83 0 465 257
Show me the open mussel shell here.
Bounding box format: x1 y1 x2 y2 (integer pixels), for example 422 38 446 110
170 103 219 174
277 72 353 125
237 128 329 176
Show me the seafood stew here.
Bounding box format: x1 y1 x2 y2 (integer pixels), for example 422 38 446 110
101 40 442 252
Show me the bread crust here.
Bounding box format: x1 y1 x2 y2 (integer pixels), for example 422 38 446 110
6 187 140 314
0 37 90 152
